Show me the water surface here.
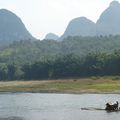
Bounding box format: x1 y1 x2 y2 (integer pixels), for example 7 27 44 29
0 93 120 120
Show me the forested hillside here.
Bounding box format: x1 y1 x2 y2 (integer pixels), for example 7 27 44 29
0 35 119 80
0 35 120 65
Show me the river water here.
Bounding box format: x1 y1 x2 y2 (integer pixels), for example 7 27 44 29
0 93 120 120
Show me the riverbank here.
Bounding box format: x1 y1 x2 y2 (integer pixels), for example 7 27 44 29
0 76 120 93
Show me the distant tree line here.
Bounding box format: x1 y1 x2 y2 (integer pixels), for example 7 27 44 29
0 51 120 80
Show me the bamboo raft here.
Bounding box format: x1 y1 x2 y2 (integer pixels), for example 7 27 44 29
81 107 120 112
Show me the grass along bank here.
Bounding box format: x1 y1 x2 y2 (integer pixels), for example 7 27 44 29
0 76 120 93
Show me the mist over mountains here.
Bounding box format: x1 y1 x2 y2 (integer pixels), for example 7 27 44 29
0 1 119 43
60 1 120 40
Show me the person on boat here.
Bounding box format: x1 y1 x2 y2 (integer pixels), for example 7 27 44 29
105 103 113 110
114 101 119 110
105 101 119 111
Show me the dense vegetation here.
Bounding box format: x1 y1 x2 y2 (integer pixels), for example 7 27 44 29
0 35 120 80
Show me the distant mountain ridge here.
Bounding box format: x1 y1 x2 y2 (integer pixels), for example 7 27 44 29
44 33 59 40
0 9 35 45
0 1 120 42
60 1 120 40
96 1 120 36
60 17 96 40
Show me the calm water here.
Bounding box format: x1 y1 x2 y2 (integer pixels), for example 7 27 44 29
0 93 120 120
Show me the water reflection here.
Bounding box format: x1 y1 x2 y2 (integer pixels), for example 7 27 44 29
0 116 25 120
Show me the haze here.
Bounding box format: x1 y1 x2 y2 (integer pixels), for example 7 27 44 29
0 0 118 39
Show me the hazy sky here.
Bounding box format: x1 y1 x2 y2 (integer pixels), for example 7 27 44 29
0 0 119 39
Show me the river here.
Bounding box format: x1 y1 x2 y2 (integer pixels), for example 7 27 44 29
0 93 120 120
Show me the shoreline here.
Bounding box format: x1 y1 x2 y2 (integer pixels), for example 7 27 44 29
0 90 120 94
0 77 120 94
